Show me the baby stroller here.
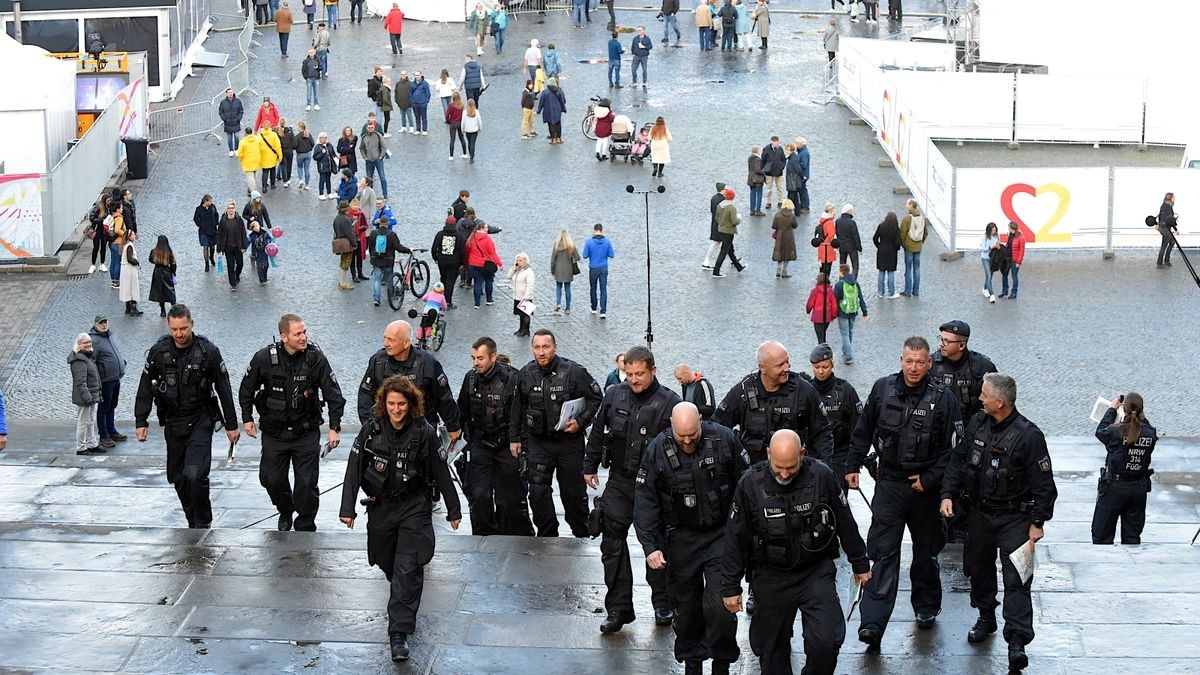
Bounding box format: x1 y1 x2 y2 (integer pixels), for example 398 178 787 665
629 122 653 166
609 114 635 162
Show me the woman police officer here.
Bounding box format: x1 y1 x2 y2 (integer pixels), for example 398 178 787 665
339 375 461 661
1091 392 1157 545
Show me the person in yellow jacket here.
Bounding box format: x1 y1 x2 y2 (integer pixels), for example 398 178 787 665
237 127 263 196
258 125 283 192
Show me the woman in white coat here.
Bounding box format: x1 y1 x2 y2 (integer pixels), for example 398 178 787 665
508 251 535 337
649 116 672 178
119 230 143 316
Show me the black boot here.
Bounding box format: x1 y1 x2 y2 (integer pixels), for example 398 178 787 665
653 606 674 626
1008 642 1028 671
684 661 702 675
390 633 410 661
124 301 132 315
599 611 635 634
130 301 143 316
278 512 293 531
967 612 997 643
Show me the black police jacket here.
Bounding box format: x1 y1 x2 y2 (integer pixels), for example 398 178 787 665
716 371 834 463
358 347 461 432
584 379 680 476
847 373 962 489
722 457 869 597
339 415 461 522
509 355 602 442
456 361 519 448
134 334 239 430
941 409 1057 524
238 342 346 434
634 421 750 555
931 349 997 423
811 374 862 460
1094 408 1158 480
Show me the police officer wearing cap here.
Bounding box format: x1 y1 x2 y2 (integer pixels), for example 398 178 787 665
635 402 749 675
940 373 1056 672
239 313 346 532
584 346 680 634
723 429 871 675
716 340 833 466
931 319 997 542
359 320 461 447
134 304 240 528
339 375 461 663
456 336 534 536
931 320 997 424
846 336 961 647
808 343 863 493
1091 392 1157 545
510 328 603 537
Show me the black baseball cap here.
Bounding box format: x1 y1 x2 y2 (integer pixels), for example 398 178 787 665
809 344 834 364
939 320 971 338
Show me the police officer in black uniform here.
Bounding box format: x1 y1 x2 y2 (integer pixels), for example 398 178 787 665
674 363 716 420
940 373 1057 672
635 402 749 675
134 304 240 528
1090 392 1157 545
339 375 461 663
723 429 872 675
239 313 346 532
456 336 534 536
717 340 834 465
358 320 461 451
846 336 961 647
584 346 680 634
510 328 602 537
807 344 863 493
931 320 997 540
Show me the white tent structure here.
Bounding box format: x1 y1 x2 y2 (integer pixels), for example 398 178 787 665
0 32 76 175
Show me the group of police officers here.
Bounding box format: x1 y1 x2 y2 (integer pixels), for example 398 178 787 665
129 306 1156 672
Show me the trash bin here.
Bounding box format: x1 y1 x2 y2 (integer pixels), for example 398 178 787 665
122 137 149 180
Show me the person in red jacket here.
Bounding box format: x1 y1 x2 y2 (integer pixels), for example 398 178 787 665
465 220 503 307
383 3 405 54
1000 220 1024 299
805 273 838 344
813 202 838 277
254 98 280 132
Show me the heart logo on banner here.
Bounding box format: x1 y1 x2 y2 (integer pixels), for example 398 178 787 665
999 183 1073 243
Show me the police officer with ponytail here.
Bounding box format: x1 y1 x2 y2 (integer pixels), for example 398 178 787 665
1090 392 1157 545
722 429 871 675
240 313 345 532
939 373 1056 672
584 345 680 634
339 375 461 663
635 402 749 675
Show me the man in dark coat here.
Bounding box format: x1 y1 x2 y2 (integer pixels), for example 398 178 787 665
218 88 244 156
702 182 727 269
835 204 863 278
1156 192 1179 268
761 137 786 209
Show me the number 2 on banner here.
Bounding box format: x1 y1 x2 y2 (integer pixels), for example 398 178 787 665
1000 182 1073 243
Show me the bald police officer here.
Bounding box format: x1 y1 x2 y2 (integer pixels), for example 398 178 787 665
807 344 862 493
240 313 346 531
585 346 679 633
846 336 961 647
359 320 461 444
940 373 1057 672
717 340 833 465
723 429 871 675
635 402 749 675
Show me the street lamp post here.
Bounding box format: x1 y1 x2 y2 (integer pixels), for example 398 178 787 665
626 183 666 349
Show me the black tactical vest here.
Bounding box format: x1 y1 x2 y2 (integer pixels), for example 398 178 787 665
816 378 852 449
467 365 512 440
875 375 945 468
359 419 429 499
606 385 673 475
660 434 733 531
148 336 216 414
1105 422 1157 478
739 373 809 446
964 414 1032 505
749 462 837 570
259 344 322 430
521 360 574 436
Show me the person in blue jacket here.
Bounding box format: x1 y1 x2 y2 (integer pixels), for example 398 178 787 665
630 26 653 86
581 223 615 318
336 168 358 203
607 32 624 87
409 71 432 135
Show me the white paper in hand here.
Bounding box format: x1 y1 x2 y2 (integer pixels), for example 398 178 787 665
1008 540 1037 585
1090 397 1125 424
555 397 586 431
846 578 864 620
517 299 536 316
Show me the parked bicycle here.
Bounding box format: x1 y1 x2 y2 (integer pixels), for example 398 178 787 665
582 95 604 140
387 248 431 311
